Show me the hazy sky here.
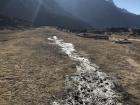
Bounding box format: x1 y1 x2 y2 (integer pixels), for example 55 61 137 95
114 0 140 14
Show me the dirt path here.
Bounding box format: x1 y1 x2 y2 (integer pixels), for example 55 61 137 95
127 58 140 69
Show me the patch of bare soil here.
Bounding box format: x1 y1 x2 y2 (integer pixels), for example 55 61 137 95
127 58 140 68
0 27 140 105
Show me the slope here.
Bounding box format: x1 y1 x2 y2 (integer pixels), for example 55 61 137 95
0 14 30 28
0 27 140 104
0 0 90 29
57 0 140 28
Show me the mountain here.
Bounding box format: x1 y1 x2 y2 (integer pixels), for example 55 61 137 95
0 0 90 29
1 0 140 29
56 0 140 28
0 14 30 27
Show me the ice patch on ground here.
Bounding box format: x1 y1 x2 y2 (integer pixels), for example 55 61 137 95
128 38 140 42
48 36 123 105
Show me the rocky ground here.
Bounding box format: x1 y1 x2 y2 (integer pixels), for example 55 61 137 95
0 27 140 105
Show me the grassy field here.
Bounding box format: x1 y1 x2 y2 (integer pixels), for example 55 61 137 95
0 27 140 105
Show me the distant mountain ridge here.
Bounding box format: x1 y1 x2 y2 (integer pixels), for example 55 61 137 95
0 0 90 29
57 0 140 28
0 0 140 28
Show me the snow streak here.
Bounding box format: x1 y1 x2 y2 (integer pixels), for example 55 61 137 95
48 36 122 105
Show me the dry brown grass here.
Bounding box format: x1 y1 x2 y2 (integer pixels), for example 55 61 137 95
0 27 76 105
0 27 140 105
50 28 140 105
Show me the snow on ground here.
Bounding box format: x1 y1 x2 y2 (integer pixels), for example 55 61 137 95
48 36 123 105
128 38 140 42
